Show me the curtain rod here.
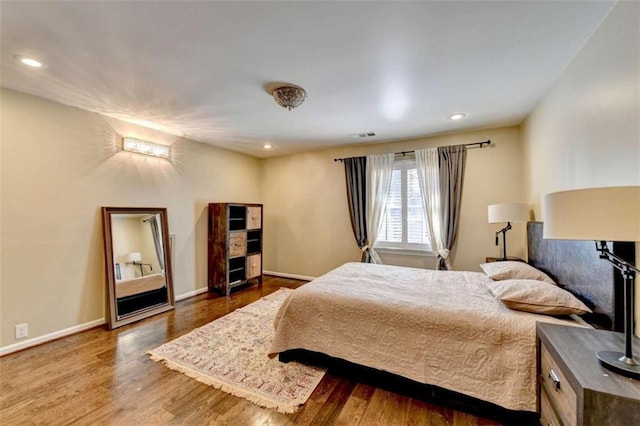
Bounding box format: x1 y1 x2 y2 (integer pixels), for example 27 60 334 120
333 139 491 162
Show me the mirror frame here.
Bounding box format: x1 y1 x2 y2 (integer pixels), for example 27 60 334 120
101 206 175 329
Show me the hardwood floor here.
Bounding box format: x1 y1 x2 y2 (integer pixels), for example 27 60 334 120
0 276 500 425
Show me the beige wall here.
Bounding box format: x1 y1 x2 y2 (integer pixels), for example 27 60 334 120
522 1 639 334
3 1 637 350
262 125 526 277
522 2 639 213
0 88 262 348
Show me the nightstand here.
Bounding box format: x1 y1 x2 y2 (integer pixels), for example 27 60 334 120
537 323 640 425
484 256 524 263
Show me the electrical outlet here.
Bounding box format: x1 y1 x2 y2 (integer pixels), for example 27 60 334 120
15 323 28 339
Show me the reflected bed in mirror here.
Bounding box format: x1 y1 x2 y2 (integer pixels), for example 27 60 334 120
102 207 175 329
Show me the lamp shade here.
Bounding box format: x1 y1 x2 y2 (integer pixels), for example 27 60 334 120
543 186 640 241
124 252 142 262
488 203 529 223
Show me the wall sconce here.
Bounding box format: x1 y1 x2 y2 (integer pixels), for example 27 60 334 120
123 137 170 159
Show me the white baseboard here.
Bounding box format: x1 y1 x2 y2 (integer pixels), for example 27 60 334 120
263 270 316 282
0 318 106 357
175 287 208 301
1 280 303 357
1 286 207 357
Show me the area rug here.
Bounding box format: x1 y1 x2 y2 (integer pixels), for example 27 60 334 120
147 288 326 413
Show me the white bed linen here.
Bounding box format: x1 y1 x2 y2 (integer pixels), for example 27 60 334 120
269 262 582 412
116 273 166 298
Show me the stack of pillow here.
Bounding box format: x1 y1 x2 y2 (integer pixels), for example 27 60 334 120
479 261 592 316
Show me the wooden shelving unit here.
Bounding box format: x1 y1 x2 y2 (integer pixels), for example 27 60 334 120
207 203 263 296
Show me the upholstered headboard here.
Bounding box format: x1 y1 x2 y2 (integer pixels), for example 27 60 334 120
527 221 635 331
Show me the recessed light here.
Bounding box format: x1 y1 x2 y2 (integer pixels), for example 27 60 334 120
448 113 466 120
263 144 272 149
14 55 45 69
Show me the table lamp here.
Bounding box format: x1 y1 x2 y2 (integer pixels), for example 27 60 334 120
488 203 529 260
124 252 142 264
543 186 640 379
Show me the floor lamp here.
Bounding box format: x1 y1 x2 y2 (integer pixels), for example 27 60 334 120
543 186 640 380
488 203 529 260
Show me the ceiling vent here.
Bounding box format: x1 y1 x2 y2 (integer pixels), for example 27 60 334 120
349 132 376 138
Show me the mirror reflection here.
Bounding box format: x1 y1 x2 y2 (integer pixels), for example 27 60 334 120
102 207 174 329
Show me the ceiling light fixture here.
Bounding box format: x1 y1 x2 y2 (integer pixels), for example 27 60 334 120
272 85 307 110
448 113 466 120
123 137 170 159
14 55 45 69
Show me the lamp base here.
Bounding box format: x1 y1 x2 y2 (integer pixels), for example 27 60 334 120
596 351 640 380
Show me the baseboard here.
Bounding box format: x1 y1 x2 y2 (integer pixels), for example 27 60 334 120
175 286 209 302
0 318 106 357
1 286 209 357
0 281 300 357
263 270 316 282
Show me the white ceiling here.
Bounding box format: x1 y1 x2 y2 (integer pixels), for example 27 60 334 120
1 1 616 158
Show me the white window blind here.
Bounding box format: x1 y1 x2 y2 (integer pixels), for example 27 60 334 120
378 160 432 252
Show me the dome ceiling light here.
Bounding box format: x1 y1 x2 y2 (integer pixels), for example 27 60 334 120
272 85 307 111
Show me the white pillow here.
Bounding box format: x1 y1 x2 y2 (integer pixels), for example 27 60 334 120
480 261 556 284
488 279 591 315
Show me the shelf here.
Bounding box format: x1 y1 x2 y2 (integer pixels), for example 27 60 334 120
247 245 260 253
208 202 263 297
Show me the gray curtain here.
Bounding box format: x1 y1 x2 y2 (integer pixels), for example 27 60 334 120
148 215 165 271
343 157 370 262
437 145 466 270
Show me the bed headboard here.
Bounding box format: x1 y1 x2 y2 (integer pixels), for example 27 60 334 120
527 221 635 331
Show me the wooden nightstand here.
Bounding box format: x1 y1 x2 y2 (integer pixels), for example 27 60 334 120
484 256 524 263
537 323 640 425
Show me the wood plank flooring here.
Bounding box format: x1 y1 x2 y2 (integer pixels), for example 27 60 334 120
0 276 500 425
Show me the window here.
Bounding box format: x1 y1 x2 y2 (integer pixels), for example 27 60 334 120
377 160 432 252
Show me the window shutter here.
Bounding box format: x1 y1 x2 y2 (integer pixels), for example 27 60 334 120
380 169 402 242
377 160 431 251
406 168 429 245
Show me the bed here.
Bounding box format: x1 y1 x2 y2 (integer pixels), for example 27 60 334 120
269 262 585 413
268 222 634 419
116 273 168 316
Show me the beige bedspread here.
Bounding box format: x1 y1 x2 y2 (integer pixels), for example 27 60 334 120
116 273 166 298
269 262 581 412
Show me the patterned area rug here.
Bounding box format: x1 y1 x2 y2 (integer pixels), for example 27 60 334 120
148 288 326 413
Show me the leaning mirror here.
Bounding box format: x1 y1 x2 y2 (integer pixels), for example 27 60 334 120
102 207 175 329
